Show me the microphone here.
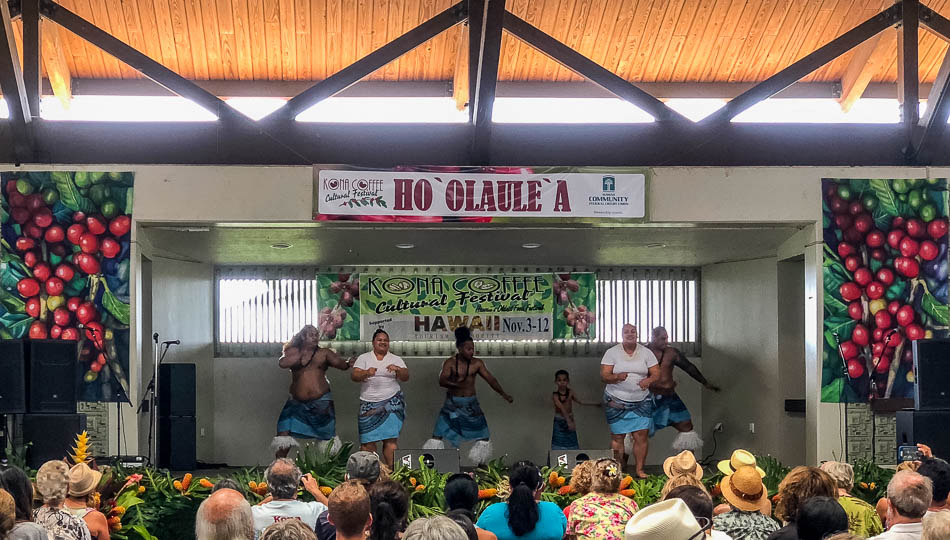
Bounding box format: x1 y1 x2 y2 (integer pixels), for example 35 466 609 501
153 333 159 343
162 340 180 345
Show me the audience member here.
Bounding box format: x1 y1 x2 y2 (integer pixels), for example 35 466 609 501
713 465 779 540
566 458 638 540
367 480 408 540
211 478 244 495
624 498 705 539
403 516 467 540
195 488 254 540
476 461 566 540
825 534 865 540
871 470 933 540
251 458 327 536
63 464 108 540
921 509 950 540
444 510 478 540
916 458 950 515
767 466 837 540
820 460 884 537
260 518 318 540
443 474 497 540
665 485 732 539
315 451 383 540
1 490 15 538
662 473 710 499
33 461 91 540
326 481 372 540
562 461 594 523
662 451 708 498
795 496 849 540
0 467 47 540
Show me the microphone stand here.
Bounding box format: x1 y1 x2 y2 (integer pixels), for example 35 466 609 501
139 335 175 466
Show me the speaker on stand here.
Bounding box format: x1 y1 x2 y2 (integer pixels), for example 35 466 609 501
158 363 196 471
898 339 950 458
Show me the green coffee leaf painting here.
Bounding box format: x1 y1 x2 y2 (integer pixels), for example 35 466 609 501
52 171 97 214
100 277 131 325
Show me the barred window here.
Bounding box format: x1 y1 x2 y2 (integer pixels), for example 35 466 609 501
215 266 700 357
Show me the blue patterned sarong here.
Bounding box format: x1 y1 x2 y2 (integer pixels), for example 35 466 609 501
432 394 489 446
603 391 654 435
358 391 406 443
552 415 579 450
651 392 692 435
276 392 336 440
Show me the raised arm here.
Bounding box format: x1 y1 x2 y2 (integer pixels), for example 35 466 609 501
324 348 355 371
673 349 719 391
478 361 513 403
278 347 303 369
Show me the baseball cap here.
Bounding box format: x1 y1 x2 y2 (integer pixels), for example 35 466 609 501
346 451 381 483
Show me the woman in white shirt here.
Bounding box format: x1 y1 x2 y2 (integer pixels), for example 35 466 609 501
600 323 659 479
351 329 409 468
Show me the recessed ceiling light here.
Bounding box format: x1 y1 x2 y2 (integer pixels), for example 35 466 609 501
270 242 293 249
395 243 415 249
522 242 542 249
646 243 667 249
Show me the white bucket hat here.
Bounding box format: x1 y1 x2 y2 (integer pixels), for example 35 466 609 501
624 499 709 540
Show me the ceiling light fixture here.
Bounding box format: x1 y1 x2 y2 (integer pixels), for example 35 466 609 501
395 243 415 249
270 242 293 249
522 242 542 249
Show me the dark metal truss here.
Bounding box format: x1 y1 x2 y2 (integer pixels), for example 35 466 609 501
1 0 950 166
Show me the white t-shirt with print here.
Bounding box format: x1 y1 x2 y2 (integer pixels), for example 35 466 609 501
600 343 658 402
353 351 407 402
251 499 327 536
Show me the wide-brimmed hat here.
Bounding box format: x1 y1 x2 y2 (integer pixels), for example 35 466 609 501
717 449 765 477
663 450 704 480
720 465 771 514
35 461 69 502
624 498 705 540
68 463 102 498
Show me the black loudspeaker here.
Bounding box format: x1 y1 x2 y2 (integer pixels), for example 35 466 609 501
159 364 196 417
548 449 613 472
159 416 196 471
23 414 86 469
396 449 460 473
0 340 26 413
913 339 950 410
896 409 950 458
29 340 78 413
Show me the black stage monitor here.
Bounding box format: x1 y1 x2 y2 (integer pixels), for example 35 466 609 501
396 449 460 473
548 449 613 472
913 339 950 410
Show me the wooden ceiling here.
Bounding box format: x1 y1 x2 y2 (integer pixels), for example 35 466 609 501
9 0 950 88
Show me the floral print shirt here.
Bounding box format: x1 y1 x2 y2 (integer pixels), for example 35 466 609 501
33 506 92 540
567 492 639 540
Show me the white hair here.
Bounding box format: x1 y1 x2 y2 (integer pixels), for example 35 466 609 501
923 510 950 540
403 516 468 540
195 493 254 540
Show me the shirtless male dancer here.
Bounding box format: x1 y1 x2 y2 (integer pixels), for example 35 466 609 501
646 326 719 453
423 326 513 464
272 324 356 458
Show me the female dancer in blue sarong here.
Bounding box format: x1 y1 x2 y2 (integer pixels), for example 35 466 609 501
350 328 409 468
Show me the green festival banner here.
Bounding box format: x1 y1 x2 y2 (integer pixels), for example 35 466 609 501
316 272 596 341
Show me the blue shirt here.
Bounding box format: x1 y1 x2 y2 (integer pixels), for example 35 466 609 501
476 501 567 540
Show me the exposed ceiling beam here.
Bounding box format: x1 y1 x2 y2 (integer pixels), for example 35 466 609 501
703 4 901 124
502 11 689 123
6 0 18 19
0 0 33 161
469 0 505 164
20 0 39 116
911 48 950 163
452 24 469 111
259 1 466 124
899 0 920 138
41 19 71 108
920 5 950 42
839 28 896 112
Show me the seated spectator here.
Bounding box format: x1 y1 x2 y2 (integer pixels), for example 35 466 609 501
820 460 884 537
0 467 47 540
795 496 849 540
444 510 478 540
443 474 497 540
367 481 408 540
662 473 710 499
825 534 865 540
562 461 594 524
260 518 318 540
916 458 950 515
33 461 91 540
63 464 108 540
1 489 15 538
315 451 382 540
195 488 254 540
871 470 933 540
566 458 639 540
476 461 566 540
713 465 779 540
326 482 372 540
211 479 245 495
767 466 837 540
624 498 706 539
665 485 732 539
922 510 950 540
403 516 467 540
251 458 327 536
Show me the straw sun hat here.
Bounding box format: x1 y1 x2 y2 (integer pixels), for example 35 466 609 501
717 449 766 477
663 450 704 480
719 465 771 514
67 463 102 498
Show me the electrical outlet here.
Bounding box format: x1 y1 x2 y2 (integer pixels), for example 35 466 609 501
714 422 723 432
200 428 206 437
749 422 755 434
